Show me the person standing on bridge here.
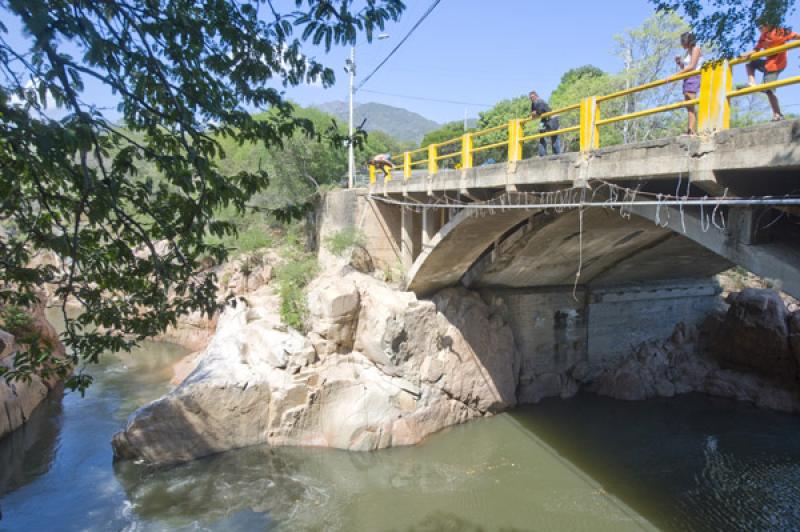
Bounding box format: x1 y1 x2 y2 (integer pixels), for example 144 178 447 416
529 91 563 156
674 32 703 135
744 21 800 122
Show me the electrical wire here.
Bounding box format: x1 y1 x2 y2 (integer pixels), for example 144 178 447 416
356 0 444 91
367 192 800 210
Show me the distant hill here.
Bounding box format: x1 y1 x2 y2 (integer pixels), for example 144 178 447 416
315 101 439 143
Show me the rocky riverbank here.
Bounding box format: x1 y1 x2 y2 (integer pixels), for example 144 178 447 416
111 240 800 466
0 298 67 439
590 288 800 412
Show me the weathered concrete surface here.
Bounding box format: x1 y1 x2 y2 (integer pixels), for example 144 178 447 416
404 196 800 299
360 122 800 299
406 209 532 296
379 120 800 196
627 203 800 299
317 190 402 272
482 279 720 403
406 204 735 297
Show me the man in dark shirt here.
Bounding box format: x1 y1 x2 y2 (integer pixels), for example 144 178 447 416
529 91 563 156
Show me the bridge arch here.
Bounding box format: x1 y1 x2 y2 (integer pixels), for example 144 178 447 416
405 201 800 299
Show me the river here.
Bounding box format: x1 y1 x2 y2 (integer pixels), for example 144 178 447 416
2 338 800 531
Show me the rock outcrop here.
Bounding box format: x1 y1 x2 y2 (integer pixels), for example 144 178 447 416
710 288 798 384
157 250 281 358
112 267 520 466
0 299 67 440
591 313 800 413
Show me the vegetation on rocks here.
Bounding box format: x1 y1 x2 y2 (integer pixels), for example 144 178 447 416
275 244 318 333
325 227 367 256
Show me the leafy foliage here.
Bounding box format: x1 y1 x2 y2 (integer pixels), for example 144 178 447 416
651 0 796 56
275 246 318 332
420 121 471 148
613 11 690 143
549 65 623 149
325 226 366 256
0 0 404 389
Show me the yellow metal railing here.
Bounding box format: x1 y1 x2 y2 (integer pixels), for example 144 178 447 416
368 40 800 185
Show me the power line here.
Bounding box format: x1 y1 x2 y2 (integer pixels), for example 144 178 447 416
359 88 492 107
356 0 444 91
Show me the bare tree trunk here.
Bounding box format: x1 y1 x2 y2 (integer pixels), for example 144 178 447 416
623 44 634 144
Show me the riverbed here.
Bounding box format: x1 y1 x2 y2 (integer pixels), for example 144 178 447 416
2 338 800 531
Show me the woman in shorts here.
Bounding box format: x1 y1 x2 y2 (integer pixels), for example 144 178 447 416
674 31 703 135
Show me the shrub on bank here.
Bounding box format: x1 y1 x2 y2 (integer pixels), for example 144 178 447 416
325 227 366 256
275 246 318 332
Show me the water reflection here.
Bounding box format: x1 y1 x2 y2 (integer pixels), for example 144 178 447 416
3 331 800 531
0 387 63 497
513 394 800 531
113 414 649 531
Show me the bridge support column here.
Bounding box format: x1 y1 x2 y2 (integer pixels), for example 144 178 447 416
422 208 438 249
401 206 416 270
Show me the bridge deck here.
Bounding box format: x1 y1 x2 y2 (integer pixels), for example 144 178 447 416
375 120 800 197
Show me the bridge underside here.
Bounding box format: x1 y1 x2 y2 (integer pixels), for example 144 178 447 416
412 207 731 295
392 121 800 300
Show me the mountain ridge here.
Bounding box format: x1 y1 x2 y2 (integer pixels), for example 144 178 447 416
315 101 439 143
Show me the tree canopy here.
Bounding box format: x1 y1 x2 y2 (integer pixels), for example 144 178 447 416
0 0 404 390
420 120 471 149
651 0 797 56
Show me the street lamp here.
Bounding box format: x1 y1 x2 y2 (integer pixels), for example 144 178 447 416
348 33 390 189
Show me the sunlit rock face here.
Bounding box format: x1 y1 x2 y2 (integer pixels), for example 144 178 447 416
112 262 520 466
0 296 66 440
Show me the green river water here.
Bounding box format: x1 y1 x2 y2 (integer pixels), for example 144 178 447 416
2 338 800 531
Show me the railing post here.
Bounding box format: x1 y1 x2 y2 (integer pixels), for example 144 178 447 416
580 96 600 152
369 164 376 185
403 151 411 179
461 133 473 169
428 143 438 175
508 119 522 162
698 60 731 134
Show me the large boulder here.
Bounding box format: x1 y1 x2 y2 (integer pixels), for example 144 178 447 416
790 311 800 366
712 288 796 383
430 288 519 411
0 297 67 440
112 273 521 466
590 322 800 413
307 275 360 355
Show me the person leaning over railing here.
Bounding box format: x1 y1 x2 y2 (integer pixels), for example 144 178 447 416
744 20 800 122
674 31 703 135
369 152 393 178
529 90 563 156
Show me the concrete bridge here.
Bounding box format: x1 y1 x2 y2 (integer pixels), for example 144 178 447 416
358 120 800 298
322 120 800 398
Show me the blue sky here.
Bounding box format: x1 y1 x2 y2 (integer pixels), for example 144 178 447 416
3 1 800 124
289 0 800 123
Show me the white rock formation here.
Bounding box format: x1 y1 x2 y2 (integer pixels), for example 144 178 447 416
112 268 520 465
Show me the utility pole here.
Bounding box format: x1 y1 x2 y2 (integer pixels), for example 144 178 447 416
346 34 388 189
347 46 356 189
